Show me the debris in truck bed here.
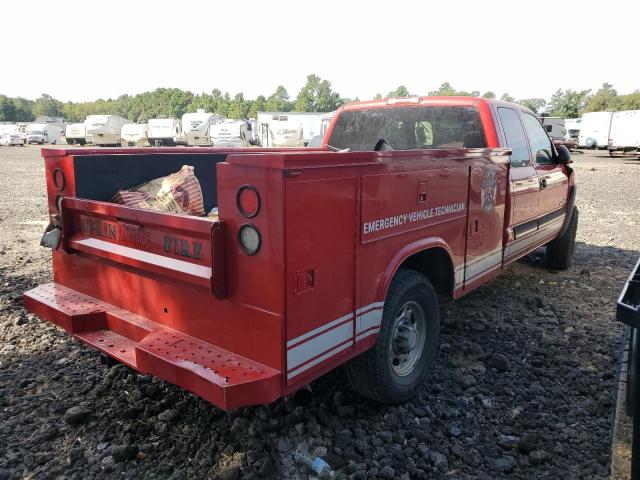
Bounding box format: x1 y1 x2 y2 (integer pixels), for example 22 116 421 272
111 165 205 216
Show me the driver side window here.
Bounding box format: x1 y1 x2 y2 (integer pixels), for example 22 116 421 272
522 113 554 164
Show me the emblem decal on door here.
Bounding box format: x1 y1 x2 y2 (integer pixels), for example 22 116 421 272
481 170 498 213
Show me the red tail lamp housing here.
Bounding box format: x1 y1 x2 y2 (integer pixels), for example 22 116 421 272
236 185 261 218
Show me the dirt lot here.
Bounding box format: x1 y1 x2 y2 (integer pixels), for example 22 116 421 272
0 145 639 479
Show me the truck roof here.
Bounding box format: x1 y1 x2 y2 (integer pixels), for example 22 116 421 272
338 96 528 112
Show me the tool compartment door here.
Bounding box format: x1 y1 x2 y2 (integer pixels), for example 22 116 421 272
284 177 357 383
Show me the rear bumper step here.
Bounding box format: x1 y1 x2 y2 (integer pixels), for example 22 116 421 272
23 283 281 409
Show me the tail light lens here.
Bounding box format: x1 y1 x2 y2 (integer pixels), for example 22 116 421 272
236 185 261 218
238 224 261 255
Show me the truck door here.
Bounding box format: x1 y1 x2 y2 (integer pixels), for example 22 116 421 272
496 107 539 227
520 113 569 218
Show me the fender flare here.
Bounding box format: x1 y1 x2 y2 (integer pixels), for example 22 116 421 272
558 185 577 237
375 237 455 302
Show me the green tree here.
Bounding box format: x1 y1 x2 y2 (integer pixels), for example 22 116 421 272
374 93 383 100
518 98 547 114
500 93 515 102
482 91 496 99
582 83 619 113
619 91 640 110
248 95 266 118
32 94 62 118
428 82 456 96
228 93 249 119
294 74 341 112
547 88 590 118
265 85 293 111
0 95 17 121
388 85 411 97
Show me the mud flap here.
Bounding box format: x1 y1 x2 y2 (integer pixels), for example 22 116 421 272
40 224 62 249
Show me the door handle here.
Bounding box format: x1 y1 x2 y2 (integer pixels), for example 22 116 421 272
540 178 548 189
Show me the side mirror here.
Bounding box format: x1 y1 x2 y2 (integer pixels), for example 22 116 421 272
556 145 572 164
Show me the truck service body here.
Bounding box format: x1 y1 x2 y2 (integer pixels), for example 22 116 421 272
25 97 576 409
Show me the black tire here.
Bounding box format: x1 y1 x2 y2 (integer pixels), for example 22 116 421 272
344 269 440 404
545 206 579 270
627 328 638 417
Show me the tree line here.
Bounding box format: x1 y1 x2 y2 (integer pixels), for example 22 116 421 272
1 75 639 123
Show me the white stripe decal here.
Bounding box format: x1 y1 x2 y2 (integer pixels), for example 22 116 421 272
286 312 352 348
356 301 384 315
356 327 380 342
287 342 352 380
287 321 353 370
356 308 384 334
505 218 563 257
465 248 503 279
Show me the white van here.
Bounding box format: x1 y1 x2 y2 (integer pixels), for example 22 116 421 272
210 120 249 147
65 123 86 145
181 109 223 146
120 123 149 147
565 118 581 142
608 110 640 152
148 118 187 146
578 112 614 149
26 123 61 145
85 115 131 146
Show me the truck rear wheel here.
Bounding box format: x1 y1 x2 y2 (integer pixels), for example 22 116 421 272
345 269 439 404
545 206 578 270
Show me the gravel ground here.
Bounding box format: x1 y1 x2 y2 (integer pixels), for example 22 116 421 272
1 146 639 479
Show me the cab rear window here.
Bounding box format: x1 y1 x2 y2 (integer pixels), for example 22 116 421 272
327 106 486 152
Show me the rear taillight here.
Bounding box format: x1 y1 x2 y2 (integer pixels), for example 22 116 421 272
238 224 261 255
236 185 260 218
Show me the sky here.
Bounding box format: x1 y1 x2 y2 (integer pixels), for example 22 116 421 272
2 0 638 103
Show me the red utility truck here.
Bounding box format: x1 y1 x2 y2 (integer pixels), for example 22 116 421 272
24 97 577 409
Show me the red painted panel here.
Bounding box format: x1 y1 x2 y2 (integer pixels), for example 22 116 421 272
361 168 468 244
284 177 357 383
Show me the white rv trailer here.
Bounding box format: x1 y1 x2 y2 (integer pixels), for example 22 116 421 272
181 109 222 146
210 120 249 147
148 118 187 146
608 110 640 152
565 118 581 141
120 123 149 147
540 117 567 140
26 123 61 144
84 115 131 146
0 124 23 146
266 125 304 148
578 111 614 149
65 123 86 145
256 111 325 146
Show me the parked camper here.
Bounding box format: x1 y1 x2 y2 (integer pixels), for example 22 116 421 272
257 111 324 146
246 119 261 145
148 118 187 146
540 116 567 140
308 111 337 147
181 109 222 146
26 123 61 145
608 110 640 154
578 111 613 149
65 123 86 145
565 118 581 142
210 120 249 147
84 115 131 147
0 125 23 146
121 123 149 147
267 125 304 147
